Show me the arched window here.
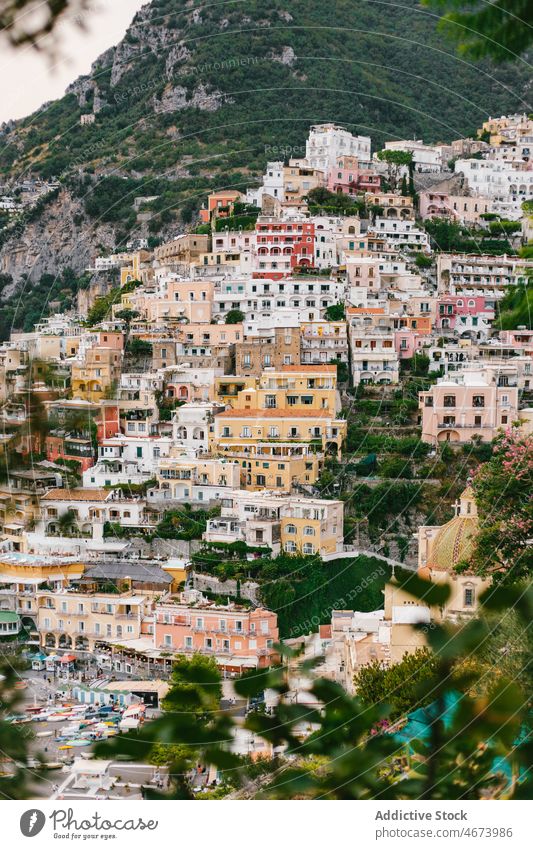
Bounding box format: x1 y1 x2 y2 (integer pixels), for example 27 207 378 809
303 542 315 555
303 526 315 536
285 524 297 535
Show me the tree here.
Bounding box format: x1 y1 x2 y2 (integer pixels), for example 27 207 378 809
425 1 533 61
376 150 413 192
161 654 222 719
354 648 439 720
0 659 37 798
57 509 78 536
225 309 244 324
465 431 533 583
0 1 88 47
324 303 345 321
496 284 533 330
93 578 533 799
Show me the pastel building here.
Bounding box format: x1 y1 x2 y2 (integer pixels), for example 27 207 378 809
204 490 344 556
37 588 151 652
419 366 519 443
436 295 496 338
155 592 279 672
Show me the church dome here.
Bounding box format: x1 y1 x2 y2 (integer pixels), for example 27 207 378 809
427 487 479 573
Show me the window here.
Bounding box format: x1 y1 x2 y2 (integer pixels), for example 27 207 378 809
256 474 266 486
472 395 485 408
185 636 193 648
164 635 172 647
242 426 252 438
285 540 297 553
303 525 315 536
443 395 456 408
268 426 279 438
463 587 475 607
136 446 143 458
474 415 482 427
303 542 315 555
285 524 296 534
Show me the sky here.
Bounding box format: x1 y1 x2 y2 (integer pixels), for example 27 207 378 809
0 1 147 124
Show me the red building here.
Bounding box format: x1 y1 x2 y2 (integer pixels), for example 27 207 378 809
45 432 95 472
253 219 316 279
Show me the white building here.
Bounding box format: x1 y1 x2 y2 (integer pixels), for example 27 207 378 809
172 402 224 454
381 139 449 172
454 158 533 219
306 124 372 171
370 217 431 252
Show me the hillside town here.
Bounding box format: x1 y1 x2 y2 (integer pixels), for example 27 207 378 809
0 115 532 800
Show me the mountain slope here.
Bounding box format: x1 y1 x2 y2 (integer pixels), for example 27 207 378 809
0 0 531 292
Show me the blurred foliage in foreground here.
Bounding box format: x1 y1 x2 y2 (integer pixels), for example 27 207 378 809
88 578 533 800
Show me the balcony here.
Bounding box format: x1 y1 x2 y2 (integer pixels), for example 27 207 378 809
437 423 486 429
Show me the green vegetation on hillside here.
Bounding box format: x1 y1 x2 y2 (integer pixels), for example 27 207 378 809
1 0 530 197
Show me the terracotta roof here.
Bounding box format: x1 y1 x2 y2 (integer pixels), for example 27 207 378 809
216 408 334 418
41 488 110 502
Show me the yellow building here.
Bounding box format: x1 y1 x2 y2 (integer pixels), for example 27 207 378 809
37 588 151 652
280 496 344 556
71 348 122 401
213 376 258 407
213 407 345 461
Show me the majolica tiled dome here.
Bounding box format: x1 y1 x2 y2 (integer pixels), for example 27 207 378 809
427 487 479 573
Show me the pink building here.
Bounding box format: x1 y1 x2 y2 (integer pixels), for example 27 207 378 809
155 595 279 673
327 156 381 196
419 190 492 224
419 366 519 444
395 330 428 359
437 295 495 336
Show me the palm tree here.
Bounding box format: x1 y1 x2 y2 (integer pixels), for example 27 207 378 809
57 509 78 537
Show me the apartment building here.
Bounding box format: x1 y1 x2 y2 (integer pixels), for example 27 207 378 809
117 372 164 438
172 402 224 454
283 161 325 202
454 158 533 219
212 366 346 459
436 294 496 337
419 365 519 443
204 490 344 556
27 488 162 554
347 309 399 385
155 591 279 671
438 253 532 300
253 218 316 279
148 452 241 504
369 217 431 252
419 189 492 224
300 321 349 365
71 347 122 402
235 326 301 376
37 588 150 652
306 124 372 171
